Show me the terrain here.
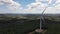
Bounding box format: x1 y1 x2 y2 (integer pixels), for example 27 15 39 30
0 14 60 34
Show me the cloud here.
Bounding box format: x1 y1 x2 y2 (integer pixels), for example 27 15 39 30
0 0 60 14
56 0 60 3
24 0 50 13
55 4 60 9
44 2 60 14
0 0 21 10
36 0 52 4
45 6 60 14
24 0 60 14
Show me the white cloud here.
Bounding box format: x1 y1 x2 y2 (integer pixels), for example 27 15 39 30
0 0 21 10
45 8 60 14
36 0 52 4
24 0 49 14
55 4 60 9
44 4 60 14
56 0 60 3
24 0 60 14
0 0 60 14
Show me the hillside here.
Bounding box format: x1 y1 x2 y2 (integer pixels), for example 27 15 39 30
0 14 60 34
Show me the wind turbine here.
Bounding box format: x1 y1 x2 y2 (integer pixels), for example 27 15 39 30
40 6 48 32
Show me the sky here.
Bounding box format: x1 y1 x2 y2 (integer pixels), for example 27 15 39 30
0 0 60 14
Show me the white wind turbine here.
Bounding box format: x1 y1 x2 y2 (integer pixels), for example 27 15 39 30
40 6 48 32
35 0 60 33
39 0 52 32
